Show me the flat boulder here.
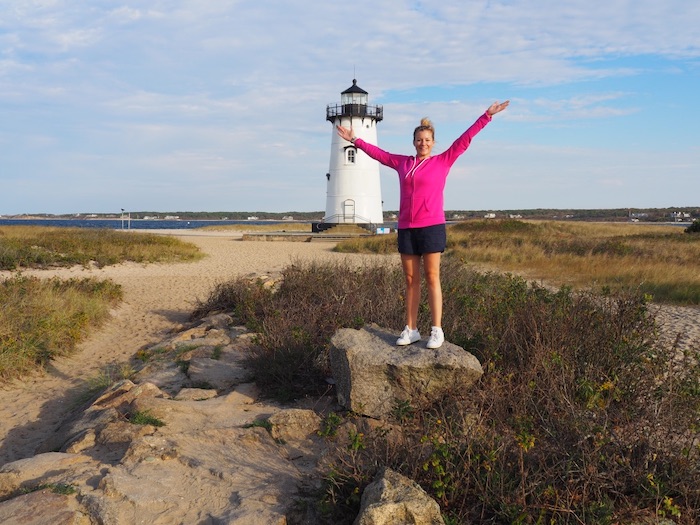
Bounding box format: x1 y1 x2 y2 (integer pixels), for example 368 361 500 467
330 325 483 419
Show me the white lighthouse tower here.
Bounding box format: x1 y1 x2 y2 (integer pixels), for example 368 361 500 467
323 79 384 226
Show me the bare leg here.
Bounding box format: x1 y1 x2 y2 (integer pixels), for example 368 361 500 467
423 252 442 327
400 254 422 329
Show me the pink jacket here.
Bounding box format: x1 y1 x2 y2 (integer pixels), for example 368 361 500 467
355 112 491 229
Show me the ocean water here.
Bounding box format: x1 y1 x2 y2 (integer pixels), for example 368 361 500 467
0 219 289 230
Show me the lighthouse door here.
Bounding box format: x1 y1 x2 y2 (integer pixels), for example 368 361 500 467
342 199 356 223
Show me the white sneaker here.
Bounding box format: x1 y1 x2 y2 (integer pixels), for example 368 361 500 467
426 326 444 349
396 325 421 346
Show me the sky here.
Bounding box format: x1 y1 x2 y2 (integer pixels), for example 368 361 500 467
1 0 699 216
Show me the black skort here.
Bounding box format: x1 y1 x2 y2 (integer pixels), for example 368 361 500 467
397 224 446 255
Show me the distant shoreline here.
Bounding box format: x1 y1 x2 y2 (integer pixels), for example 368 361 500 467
1 206 697 224
0 218 314 231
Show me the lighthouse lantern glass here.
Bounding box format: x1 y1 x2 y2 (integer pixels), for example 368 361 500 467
341 92 367 105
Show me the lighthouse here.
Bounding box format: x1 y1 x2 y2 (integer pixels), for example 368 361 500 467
323 79 384 226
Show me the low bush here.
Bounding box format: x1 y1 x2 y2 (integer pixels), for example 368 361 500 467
192 260 405 400
195 256 700 523
325 268 700 523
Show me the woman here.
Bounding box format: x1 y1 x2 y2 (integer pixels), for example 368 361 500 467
336 100 509 349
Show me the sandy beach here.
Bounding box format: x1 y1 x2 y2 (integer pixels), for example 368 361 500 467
0 230 389 465
1 230 698 467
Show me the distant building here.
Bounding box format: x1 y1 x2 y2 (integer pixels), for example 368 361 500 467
671 211 691 222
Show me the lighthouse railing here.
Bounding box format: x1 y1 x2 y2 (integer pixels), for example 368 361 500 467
326 104 383 122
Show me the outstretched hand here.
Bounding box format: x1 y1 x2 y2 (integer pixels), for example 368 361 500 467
336 125 354 142
487 100 510 116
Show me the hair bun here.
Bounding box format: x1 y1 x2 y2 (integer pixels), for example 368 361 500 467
413 117 435 140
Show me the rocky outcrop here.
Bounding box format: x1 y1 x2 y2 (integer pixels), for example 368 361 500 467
0 316 326 525
354 467 445 525
0 320 462 524
330 325 483 418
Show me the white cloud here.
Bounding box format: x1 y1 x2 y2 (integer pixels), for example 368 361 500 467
0 0 698 214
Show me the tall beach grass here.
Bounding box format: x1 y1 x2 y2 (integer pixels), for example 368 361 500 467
200 222 313 233
0 275 123 379
335 220 700 305
0 226 203 270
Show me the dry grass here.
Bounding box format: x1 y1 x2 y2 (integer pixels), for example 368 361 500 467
0 226 203 270
0 275 123 379
333 233 397 254
199 222 313 233
335 220 700 305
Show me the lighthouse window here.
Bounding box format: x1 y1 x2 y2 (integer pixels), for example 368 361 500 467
347 148 356 164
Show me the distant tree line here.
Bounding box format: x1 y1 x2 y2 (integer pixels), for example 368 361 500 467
18 207 700 223
449 207 700 222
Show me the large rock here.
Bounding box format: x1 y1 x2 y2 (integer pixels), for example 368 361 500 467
330 326 483 419
0 452 97 499
354 467 444 525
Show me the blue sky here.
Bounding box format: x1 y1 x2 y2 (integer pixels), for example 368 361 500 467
1 0 698 215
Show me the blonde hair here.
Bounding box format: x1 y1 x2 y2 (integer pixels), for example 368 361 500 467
413 117 434 140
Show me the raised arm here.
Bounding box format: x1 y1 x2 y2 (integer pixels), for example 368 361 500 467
336 125 355 142
486 100 510 116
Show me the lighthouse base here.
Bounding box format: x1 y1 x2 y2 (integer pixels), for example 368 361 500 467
311 222 377 234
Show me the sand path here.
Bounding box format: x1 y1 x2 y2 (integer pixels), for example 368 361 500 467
0 231 382 466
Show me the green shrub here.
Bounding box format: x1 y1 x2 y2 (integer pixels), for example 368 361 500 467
244 419 272 432
128 410 165 427
195 257 700 523
685 219 700 234
323 264 700 524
